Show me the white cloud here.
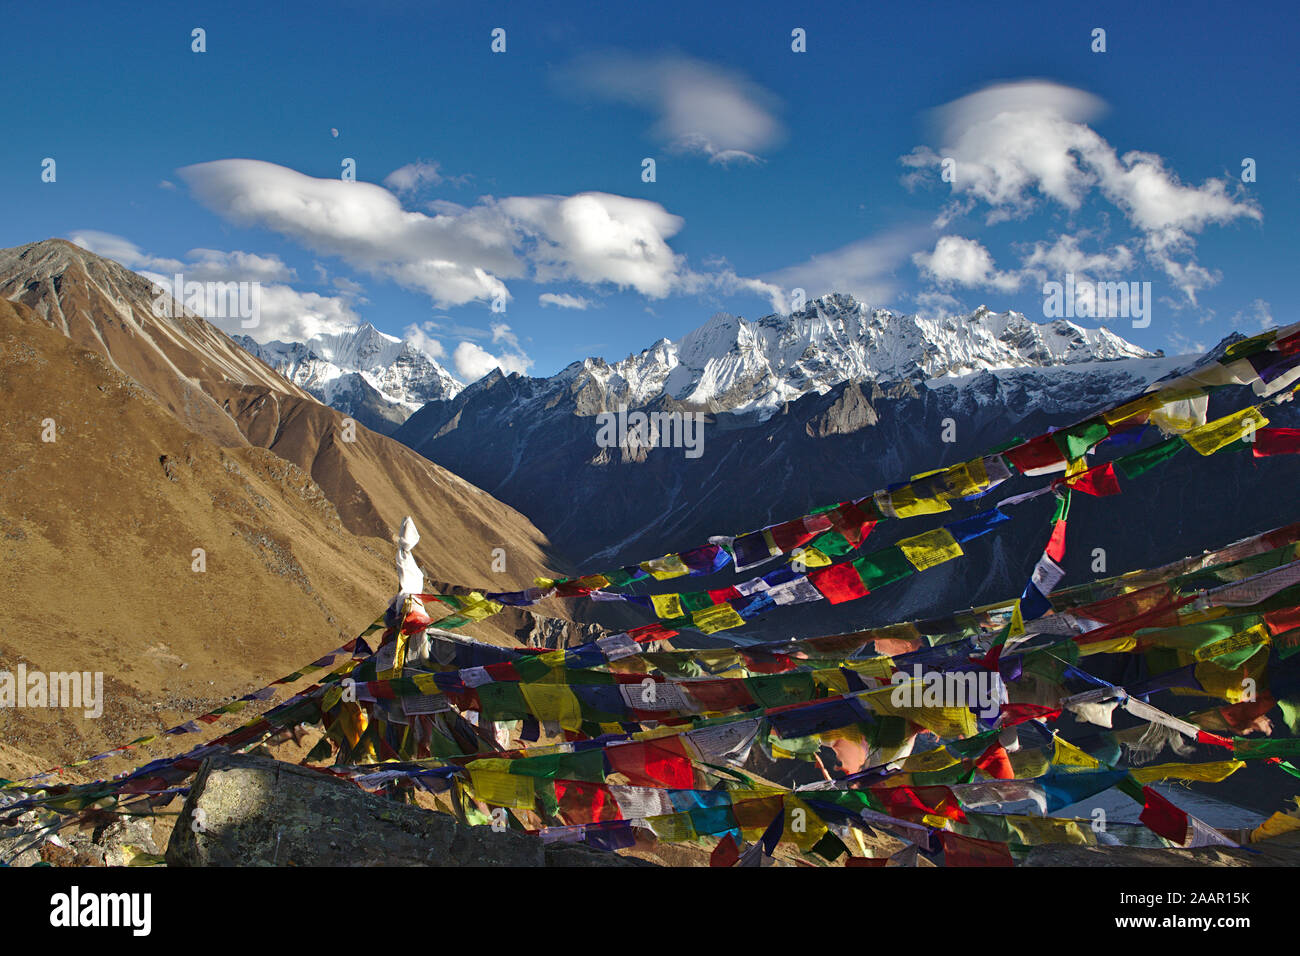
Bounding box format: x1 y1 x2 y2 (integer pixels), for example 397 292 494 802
912 236 1021 292
1230 298 1274 331
912 290 967 318
179 159 518 307
901 80 1261 302
402 321 448 360
1019 233 1133 278
179 160 748 308
561 53 783 164
68 230 184 273
453 340 532 381
185 247 297 284
383 161 444 193
247 284 364 342
499 192 686 297
539 292 592 309
761 230 926 309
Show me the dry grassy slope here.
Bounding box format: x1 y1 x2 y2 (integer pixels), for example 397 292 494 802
0 240 582 598
213 382 568 585
0 242 622 775
0 297 401 767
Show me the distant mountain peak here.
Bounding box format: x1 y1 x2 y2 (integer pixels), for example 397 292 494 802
235 324 463 435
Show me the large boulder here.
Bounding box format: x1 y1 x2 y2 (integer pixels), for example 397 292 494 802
166 752 650 867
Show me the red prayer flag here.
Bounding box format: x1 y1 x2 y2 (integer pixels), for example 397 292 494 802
628 622 679 643
1265 605 1300 634
682 679 757 712
829 501 876 548
770 518 819 552
975 742 1014 780
1004 434 1067 475
554 779 621 825
605 737 696 789
870 785 966 824
1139 785 1189 844
809 562 871 604
1000 703 1062 726
1045 518 1068 563
1253 427 1300 457
710 833 740 867
1196 729 1238 750
941 831 1014 867
1065 461 1122 497
946 832 1013 868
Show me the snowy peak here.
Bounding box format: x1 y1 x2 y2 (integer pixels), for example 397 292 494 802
236 324 463 433
563 294 1157 419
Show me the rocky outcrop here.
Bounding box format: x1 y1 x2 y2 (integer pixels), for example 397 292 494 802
807 381 877 437
0 810 160 867
166 752 651 867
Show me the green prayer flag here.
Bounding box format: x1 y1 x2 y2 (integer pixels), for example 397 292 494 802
1116 436 1185 480
852 547 915 590
1053 420 1110 460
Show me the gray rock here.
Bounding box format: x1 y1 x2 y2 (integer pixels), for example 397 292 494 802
166 752 651 867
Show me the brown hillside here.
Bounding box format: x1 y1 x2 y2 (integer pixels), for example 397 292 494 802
0 241 623 775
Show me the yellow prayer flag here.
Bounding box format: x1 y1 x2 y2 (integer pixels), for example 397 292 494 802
651 592 684 619
844 657 895 681
1250 811 1300 843
641 554 690 580
1130 760 1244 785
782 795 829 851
812 668 850 695
793 546 833 569
1103 392 1167 426
1052 736 1100 770
457 593 504 622
901 748 959 773
1004 815 1094 846
519 683 584 732
691 601 746 634
647 812 696 842
942 461 985 498
538 650 568 668
1182 406 1268 456
1193 624 1271 663
888 484 952 518
468 768 535 809
1010 747 1051 779
897 528 964 572
1007 600 1025 639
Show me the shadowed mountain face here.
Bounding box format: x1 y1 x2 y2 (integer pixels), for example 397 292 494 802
0 240 625 771
394 330 1300 643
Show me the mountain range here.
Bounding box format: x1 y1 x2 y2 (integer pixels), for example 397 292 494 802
236 293 1159 436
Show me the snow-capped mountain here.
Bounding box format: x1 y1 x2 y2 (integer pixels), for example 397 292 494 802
236 323 463 434
554 294 1157 419
390 294 1183 588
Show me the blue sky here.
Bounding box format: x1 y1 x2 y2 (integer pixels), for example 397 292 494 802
4 0 1295 380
